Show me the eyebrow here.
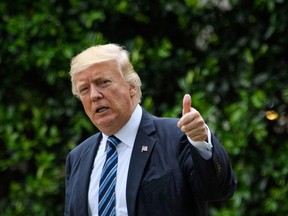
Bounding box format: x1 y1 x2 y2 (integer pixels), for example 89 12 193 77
76 82 88 89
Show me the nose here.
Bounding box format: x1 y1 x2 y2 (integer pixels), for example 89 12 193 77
90 85 103 101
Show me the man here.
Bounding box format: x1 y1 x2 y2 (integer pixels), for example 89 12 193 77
65 43 237 216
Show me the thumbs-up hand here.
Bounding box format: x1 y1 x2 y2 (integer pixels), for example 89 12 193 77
177 94 208 142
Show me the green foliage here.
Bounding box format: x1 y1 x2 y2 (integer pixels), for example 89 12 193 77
1 0 287 215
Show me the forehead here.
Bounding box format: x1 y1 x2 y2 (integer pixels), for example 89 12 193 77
74 59 120 81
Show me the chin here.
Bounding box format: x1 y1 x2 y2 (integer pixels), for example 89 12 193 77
94 120 117 133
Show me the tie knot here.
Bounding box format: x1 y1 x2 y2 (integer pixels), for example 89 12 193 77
107 135 121 148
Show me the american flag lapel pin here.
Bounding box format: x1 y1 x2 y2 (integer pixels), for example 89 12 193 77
141 145 148 152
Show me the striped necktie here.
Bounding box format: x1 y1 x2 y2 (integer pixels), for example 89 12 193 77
98 135 121 216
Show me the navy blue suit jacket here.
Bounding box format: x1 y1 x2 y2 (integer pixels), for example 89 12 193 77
65 108 236 216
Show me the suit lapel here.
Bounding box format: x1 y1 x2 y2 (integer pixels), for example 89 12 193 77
126 109 156 216
75 134 102 215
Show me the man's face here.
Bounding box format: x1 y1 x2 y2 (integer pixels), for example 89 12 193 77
74 60 138 135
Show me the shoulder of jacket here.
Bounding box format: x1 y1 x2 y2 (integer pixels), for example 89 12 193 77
68 133 100 157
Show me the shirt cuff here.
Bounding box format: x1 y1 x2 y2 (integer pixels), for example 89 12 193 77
187 125 213 160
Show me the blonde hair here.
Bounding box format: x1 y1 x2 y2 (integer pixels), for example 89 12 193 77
69 43 142 101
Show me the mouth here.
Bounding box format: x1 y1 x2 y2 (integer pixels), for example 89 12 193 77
96 107 109 113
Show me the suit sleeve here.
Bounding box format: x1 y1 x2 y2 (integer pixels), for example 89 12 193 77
180 132 237 202
64 154 71 216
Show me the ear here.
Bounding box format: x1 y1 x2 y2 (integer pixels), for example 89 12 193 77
129 85 137 96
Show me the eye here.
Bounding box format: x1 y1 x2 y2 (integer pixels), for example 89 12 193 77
79 86 89 95
98 79 111 87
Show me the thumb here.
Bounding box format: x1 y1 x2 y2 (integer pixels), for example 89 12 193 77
182 94 192 115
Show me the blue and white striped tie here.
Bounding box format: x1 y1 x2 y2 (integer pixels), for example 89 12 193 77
98 135 121 216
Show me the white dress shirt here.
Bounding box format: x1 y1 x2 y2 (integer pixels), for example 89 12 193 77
88 104 212 216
